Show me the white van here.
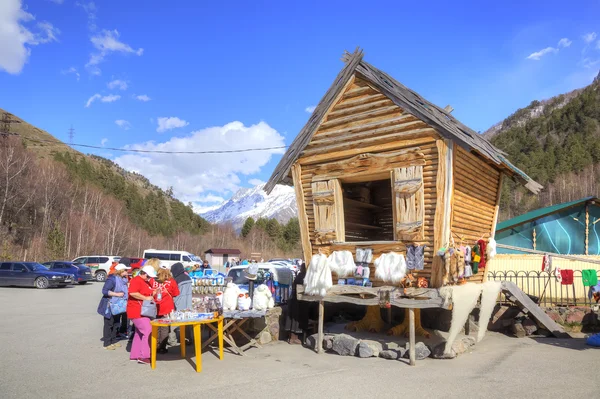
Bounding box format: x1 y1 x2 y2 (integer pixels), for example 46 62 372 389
142 249 201 269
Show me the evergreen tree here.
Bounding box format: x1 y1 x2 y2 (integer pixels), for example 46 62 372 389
47 225 65 260
241 217 255 237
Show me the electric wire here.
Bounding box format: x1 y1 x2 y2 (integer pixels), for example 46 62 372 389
2 132 288 155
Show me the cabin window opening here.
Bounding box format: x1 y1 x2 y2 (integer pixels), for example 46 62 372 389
341 179 394 242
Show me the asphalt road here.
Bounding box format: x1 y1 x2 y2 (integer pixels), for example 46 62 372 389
0 283 596 399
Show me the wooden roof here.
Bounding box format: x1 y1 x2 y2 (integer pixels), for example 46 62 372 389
264 48 542 195
204 248 241 255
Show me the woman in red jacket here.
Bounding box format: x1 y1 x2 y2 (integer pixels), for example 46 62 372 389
150 268 180 353
127 266 158 364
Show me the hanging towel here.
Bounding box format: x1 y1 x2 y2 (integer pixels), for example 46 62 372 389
560 269 574 285
542 255 549 272
328 251 356 277
582 269 599 287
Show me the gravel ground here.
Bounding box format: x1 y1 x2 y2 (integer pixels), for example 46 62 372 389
0 283 597 399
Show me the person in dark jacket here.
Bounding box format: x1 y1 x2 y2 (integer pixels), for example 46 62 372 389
284 263 309 344
170 262 193 345
97 264 130 350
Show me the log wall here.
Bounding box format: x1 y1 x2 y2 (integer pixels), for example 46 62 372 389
451 146 502 282
296 76 441 285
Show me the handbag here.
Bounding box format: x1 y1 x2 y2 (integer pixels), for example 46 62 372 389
109 297 127 315
141 299 157 319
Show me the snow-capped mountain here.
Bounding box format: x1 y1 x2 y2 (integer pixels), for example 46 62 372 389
200 184 298 230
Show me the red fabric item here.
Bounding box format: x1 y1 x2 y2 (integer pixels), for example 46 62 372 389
560 269 574 285
477 239 487 268
127 276 153 319
149 278 180 316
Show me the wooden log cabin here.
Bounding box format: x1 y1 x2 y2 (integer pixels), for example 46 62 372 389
265 49 542 288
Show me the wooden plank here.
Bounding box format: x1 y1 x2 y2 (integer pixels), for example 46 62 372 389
346 222 384 230
303 127 435 157
393 165 424 240
327 98 394 119
292 164 313 266
298 136 438 166
310 120 427 147
409 308 416 366
317 300 324 354
344 198 382 210
313 147 425 176
501 281 567 337
431 139 448 288
314 114 415 139
319 105 400 130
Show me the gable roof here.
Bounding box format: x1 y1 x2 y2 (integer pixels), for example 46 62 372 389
204 248 241 255
264 48 542 195
496 196 600 232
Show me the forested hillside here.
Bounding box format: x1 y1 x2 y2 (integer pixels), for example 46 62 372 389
0 109 300 261
489 72 600 220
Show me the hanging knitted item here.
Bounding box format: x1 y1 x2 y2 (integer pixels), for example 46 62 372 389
444 249 452 286
328 250 356 277
554 267 562 283
477 239 487 269
486 238 497 259
374 252 407 283
542 255 549 272
472 244 481 275
356 248 373 263
304 254 333 296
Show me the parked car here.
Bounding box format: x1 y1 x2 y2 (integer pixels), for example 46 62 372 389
71 256 120 282
42 261 93 285
268 259 298 273
0 262 72 289
227 263 294 304
142 249 200 269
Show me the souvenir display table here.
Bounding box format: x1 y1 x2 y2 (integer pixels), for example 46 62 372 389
209 309 266 356
297 285 449 366
150 316 224 373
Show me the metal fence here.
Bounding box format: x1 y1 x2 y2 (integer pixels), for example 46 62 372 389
487 270 600 307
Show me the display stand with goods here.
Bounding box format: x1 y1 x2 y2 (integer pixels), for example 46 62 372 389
150 316 224 373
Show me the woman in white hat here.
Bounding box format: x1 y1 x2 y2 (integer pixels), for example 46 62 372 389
97 264 130 350
127 265 158 364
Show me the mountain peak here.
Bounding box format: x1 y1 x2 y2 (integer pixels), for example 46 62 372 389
200 184 297 230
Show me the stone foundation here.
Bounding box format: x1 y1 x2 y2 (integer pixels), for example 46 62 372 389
304 323 477 360
246 307 283 345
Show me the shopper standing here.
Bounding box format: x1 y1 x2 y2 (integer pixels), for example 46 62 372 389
170 262 192 345
149 268 180 353
127 266 157 364
97 264 130 350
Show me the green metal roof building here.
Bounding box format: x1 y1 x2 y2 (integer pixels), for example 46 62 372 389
495 197 600 255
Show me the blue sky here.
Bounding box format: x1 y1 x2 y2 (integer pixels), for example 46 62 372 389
1 0 599 213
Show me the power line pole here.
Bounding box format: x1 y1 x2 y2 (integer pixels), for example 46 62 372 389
68 125 75 144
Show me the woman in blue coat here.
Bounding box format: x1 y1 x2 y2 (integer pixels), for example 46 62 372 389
97 264 130 350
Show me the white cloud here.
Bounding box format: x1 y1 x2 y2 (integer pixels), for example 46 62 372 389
248 178 265 186
48 0 65 4
85 93 121 107
107 79 128 90
583 32 597 43
86 29 143 74
135 94 151 102
0 0 60 74
557 38 572 48
101 138 108 146
114 121 285 204
115 119 131 130
526 46 558 60
76 1 97 31
156 117 189 133
62 66 80 81
305 105 316 113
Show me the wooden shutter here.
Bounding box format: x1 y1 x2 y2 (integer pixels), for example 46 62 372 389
311 179 344 244
392 166 424 241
